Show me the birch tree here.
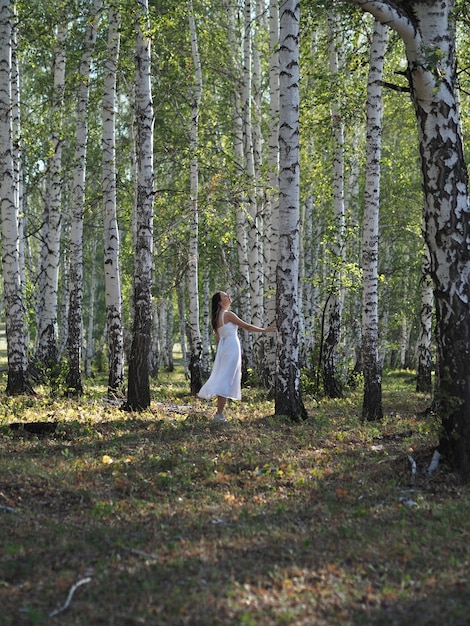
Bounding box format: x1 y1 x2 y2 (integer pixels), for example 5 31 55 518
35 21 67 373
187 0 203 395
66 0 102 396
102 5 124 396
251 0 267 375
322 8 345 399
275 0 307 420
125 0 154 410
0 0 28 393
244 0 262 336
264 0 280 388
351 0 470 479
236 0 257 371
361 18 388 422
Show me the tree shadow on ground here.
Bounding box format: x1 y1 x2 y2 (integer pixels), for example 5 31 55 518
0 411 468 625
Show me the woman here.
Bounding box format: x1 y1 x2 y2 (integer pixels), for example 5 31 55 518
198 291 276 422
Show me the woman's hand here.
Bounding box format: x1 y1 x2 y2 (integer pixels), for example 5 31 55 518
264 322 277 333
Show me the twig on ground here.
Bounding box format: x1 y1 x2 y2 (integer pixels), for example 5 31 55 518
49 576 92 618
122 546 158 560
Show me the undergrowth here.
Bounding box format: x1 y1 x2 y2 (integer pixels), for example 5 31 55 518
0 369 469 625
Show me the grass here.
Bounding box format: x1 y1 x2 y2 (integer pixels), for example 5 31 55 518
0 366 469 625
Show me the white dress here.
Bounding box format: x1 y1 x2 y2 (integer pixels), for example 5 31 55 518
198 311 242 400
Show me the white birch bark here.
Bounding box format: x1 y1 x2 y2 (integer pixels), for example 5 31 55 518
345 132 362 375
166 296 174 372
353 0 470 477
399 315 409 368
275 0 306 419
226 0 252 372
361 19 388 421
150 301 159 376
66 0 102 395
187 0 203 394
0 0 27 393
158 298 168 369
263 0 280 387
35 22 67 369
84 236 97 378
11 10 24 313
58 222 69 358
102 5 124 395
125 0 154 410
243 1 261 338
251 0 266 376
322 9 345 399
177 280 189 379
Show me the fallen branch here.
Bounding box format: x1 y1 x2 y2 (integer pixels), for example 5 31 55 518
122 546 158 560
49 576 92 618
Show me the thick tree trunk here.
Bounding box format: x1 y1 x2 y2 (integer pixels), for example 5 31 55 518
407 3 470 476
275 0 307 420
354 0 470 478
0 0 28 394
35 22 66 372
264 0 280 389
125 0 154 411
361 19 388 421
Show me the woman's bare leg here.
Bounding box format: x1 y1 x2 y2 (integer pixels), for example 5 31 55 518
217 396 227 414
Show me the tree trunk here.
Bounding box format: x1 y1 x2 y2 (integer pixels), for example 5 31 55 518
103 5 124 396
300 195 315 367
66 0 101 396
264 0 280 389
177 280 189 379
322 10 346 399
125 0 154 411
251 0 267 378
354 0 470 479
35 21 67 373
0 0 28 394
361 19 388 421
84 237 97 378
275 0 307 420
187 0 203 395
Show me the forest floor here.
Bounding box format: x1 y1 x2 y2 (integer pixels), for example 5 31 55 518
0 365 469 626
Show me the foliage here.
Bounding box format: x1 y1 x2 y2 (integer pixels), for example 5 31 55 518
7 0 470 389
1 367 469 625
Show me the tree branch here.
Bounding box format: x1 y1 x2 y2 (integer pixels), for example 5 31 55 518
380 79 410 92
49 577 92 618
350 0 421 57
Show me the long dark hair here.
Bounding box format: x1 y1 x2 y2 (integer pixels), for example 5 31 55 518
211 292 222 332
